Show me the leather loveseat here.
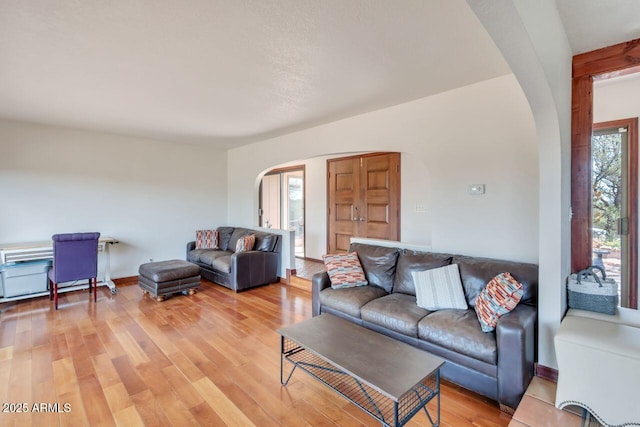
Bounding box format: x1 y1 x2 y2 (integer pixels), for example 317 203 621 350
312 242 538 411
186 227 280 292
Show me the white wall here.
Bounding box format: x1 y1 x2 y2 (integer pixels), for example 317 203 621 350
228 74 539 263
595 75 640 122
467 0 573 369
0 120 228 278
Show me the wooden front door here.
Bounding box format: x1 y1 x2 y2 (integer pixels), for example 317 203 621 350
327 152 400 253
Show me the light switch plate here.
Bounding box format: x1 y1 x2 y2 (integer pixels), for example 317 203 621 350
469 184 485 195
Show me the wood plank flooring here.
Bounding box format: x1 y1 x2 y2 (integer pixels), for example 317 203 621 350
0 280 512 426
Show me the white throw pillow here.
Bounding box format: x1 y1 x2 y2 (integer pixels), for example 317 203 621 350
411 264 468 310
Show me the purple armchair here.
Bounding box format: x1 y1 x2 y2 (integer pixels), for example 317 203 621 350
48 232 100 310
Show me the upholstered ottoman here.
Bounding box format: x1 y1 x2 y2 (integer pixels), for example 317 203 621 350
555 310 640 426
138 260 200 301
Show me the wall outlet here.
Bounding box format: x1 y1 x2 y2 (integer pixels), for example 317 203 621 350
415 205 427 213
468 184 485 195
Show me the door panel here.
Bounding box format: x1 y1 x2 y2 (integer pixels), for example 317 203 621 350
260 174 281 230
366 170 389 189
328 158 359 253
335 204 353 221
335 234 352 253
367 204 389 224
591 119 638 308
327 153 400 253
361 153 400 241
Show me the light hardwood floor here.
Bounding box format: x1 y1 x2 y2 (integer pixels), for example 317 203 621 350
0 279 512 426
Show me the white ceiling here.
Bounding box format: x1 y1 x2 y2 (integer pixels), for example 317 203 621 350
0 0 511 148
556 0 640 55
3 1 638 149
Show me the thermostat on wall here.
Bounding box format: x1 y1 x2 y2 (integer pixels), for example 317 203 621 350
468 184 485 195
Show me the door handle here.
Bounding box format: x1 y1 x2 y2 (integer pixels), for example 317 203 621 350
618 217 629 235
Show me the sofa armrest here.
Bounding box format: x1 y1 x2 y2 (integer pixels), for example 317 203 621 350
312 272 331 317
186 241 196 257
496 303 537 410
231 250 279 291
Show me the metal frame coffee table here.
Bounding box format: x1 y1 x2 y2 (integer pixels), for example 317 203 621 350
278 314 444 427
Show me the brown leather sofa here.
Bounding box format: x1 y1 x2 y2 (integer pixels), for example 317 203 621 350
312 242 538 412
186 227 280 292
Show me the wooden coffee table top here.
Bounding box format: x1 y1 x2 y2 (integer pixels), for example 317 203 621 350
277 314 444 401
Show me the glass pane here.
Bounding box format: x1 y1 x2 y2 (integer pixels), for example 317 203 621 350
591 128 626 304
287 174 304 257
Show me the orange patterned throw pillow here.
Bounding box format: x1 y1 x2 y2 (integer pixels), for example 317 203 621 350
235 234 255 253
475 272 524 332
196 229 218 249
322 252 368 289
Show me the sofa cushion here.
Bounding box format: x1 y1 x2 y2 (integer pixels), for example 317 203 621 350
361 293 430 337
418 309 497 365
217 227 235 251
475 272 524 332
349 243 400 293
453 255 538 307
187 249 209 263
323 252 368 289
198 250 234 267
412 264 468 310
319 285 387 318
393 250 454 295
211 255 232 273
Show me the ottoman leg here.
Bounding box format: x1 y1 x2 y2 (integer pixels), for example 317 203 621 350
188 289 197 295
142 290 149 295
156 295 165 302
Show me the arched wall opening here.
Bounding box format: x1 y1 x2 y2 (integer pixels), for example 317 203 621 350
466 0 573 369
228 73 539 266
254 151 394 260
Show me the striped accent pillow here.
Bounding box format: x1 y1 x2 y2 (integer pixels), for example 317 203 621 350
412 264 468 310
196 229 218 249
235 234 255 253
475 272 524 332
322 252 368 289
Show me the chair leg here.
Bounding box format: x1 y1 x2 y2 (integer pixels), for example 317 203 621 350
54 283 58 310
49 278 53 301
93 277 97 302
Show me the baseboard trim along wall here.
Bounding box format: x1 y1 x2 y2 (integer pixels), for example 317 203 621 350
535 363 558 383
113 276 139 286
